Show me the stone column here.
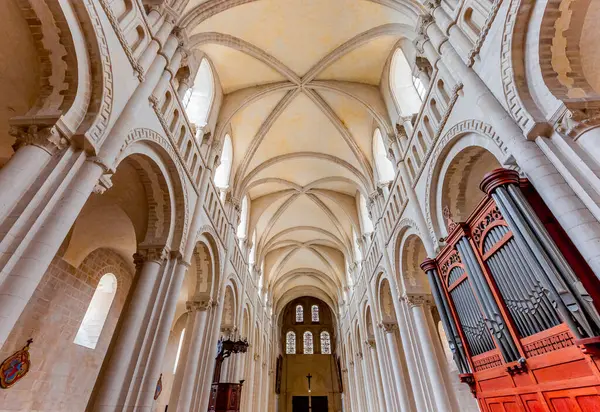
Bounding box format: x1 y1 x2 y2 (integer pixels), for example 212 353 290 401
136 258 189 410
91 247 167 411
0 123 66 222
381 322 413 412
373 329 398 411
366 339 386 412
0 158 106 349
169 296 212 411
358 351 376 412
406 295 453 412
347 360 360 411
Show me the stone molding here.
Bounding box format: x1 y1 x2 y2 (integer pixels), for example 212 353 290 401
187 294 213 311
93 174 114 195
556 108 600 140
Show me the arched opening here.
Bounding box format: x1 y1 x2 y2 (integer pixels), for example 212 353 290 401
358 193 374 235
398 234 430 293
74 273 118 349
296 304 304 323
184 58 214 129
373 128 395 183
214 134 233 190
439 145 501 229
390 48 423 116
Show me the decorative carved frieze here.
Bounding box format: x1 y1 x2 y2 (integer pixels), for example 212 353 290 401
10 124 68 155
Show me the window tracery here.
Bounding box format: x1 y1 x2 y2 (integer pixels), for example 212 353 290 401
304 331 314 354
296 305 304 323
312 305 319 322
286 331 296 354
321 331 331 354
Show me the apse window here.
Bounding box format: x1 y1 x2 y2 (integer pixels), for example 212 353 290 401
74 273 117 349
286 331 296 354
320 331 331 354
304 331 314 354
296 305 304 323
311 305 319 322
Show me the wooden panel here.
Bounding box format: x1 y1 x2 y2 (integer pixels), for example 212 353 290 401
485 396 523 412
533 360 594 384
520 393 546 412
544 387 600 412
479 375 515 392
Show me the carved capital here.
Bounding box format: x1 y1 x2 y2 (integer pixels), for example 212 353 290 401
133 246 169 267
415 56 433 74
365 339 376 349
424 0 441 10
404 294 433 308
187 294 213 311
10 124 68 155
416 14 434 36
413 35 429 54
379 322 397 333
254 353 260 361
556 108 600 139
93 174 113 195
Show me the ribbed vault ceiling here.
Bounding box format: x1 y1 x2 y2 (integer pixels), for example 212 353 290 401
182 0 421 308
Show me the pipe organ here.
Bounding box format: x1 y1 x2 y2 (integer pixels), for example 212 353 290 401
422 169 600 411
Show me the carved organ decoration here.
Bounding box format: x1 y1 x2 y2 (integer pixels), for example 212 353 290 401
422 168 600 411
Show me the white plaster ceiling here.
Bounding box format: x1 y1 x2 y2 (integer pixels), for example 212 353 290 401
183 0 420 305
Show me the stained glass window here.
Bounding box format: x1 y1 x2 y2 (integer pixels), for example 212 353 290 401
304 331 314 354
296 305 304 323
286 331 296 354
311 305 319 322
320 331 331 354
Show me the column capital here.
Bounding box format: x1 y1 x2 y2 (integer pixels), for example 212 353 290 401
10 123 68 155
254 353 260 361
186 294 213 312
365 338 376 349
556 107 600 139
416 14 435 36
403 294 433 308
355 352 363 360
133 246 169 268
379 322 398 334
93 174 113 195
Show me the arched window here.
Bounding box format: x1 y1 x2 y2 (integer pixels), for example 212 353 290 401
358 193 374 235
352 227 363 263
184 58 214 128
173 328 186 373
312 305 319 322
74 273 117 349
390 48 423 115
248 230 257 272
373 129 395 184
214 134 233 190
296 305 304 323
237 195 249 239
320 331 331 354
286 331 296 354
303 331 314 354
413 75 427 100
